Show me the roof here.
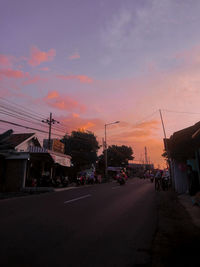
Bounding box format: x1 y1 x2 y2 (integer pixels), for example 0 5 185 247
168 121 200 160
0 133 37 149
6 133 35 147
170 121 200 144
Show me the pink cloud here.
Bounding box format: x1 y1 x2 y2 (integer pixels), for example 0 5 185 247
40 67 50 71
28 46 56 66
0 54 14 68
57 74 93 83
69 52 80 60
22 75 43 86
0 68 28 79
175 45 200 66
44 91 86 112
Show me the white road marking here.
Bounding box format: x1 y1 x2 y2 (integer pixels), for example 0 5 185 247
111 186 120 189
64 194 91 204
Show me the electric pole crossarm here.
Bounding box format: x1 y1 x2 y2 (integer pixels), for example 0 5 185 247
42 112 60 149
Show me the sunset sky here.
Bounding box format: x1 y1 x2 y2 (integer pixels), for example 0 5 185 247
1 0 200 167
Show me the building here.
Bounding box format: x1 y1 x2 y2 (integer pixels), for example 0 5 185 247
0 130 71 192
166 121 200 194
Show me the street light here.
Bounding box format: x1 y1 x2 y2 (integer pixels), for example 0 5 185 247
104 121 120 179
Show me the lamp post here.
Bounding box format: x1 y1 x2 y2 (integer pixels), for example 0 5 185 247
104 121 120 179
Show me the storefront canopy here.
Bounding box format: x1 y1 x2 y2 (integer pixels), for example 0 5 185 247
49 152 71 167
28 146 71 167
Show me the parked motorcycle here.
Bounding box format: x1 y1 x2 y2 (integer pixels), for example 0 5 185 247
52 176 62 187
61 176 69 187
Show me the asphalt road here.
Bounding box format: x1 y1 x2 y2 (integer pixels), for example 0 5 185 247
0 178 157 267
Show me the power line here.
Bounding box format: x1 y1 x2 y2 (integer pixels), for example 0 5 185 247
0 97 48 119
0 109 49 128
132 110 159 128
0 107 67 135
0 119 65 138
162 109 200 115
0 102 45 121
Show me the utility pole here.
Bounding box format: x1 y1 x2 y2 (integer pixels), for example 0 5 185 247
159 109 171 173
42 112 60 149
144 146 148 165
159 109 167 140
104 125 108 179
159 109 169 158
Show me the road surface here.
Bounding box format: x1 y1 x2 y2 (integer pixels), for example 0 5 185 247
0 178 157 267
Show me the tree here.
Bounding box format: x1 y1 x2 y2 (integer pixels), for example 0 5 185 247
98 145 134 169
62 130 99 174
162 149 170 167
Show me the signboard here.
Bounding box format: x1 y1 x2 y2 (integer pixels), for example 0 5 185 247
43 139 64 153
52 139 64 153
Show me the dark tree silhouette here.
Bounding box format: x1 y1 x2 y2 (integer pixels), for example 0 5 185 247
62 130 99 174
98 145 134 169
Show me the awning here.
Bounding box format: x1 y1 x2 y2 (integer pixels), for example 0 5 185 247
29 146 71 167
49 152 71 167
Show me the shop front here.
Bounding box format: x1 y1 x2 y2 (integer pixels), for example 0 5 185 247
26 147 71 188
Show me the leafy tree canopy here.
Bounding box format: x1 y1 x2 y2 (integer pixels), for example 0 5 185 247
62 130 99 172
98 145 134 168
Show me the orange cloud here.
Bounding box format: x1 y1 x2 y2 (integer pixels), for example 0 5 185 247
57 74 93 83
28 46 56 66
72 113 80 118
69 52 80 60
47 91 59 99
134 120 160 129
111 129 152 143
57 114 104 132
0 68 28 79
79 122 95 132
44 91 86 112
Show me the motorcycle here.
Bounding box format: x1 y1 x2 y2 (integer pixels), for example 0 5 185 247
116 173 126 185
76 176 85 186
61 176 69 187
150 174 154 183
162 176 169 191
118 177 125 185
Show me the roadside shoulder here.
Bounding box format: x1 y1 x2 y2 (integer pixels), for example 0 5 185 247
152 191 200 267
